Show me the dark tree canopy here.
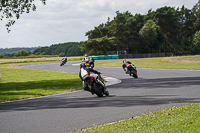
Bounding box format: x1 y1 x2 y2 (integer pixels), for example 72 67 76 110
82 0 200 55
0 0 46 32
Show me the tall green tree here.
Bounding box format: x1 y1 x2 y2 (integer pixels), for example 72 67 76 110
107 11 133 51
125 14 145 54
139 20 162 53
85 23 108 40
193 30 200 52
82 36 116 55
153 6 180 52
192 0 200 33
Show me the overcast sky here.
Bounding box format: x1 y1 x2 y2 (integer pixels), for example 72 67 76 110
0 0 198 49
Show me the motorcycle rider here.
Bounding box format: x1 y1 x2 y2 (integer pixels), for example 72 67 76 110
82 54 95 69
60 57 67 66
79 61 107 94
122 59 136 76
82 54 88 62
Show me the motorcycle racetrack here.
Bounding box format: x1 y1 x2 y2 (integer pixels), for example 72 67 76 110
0 61 200 133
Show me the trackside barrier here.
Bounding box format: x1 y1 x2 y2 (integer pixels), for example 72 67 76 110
89 55 119 60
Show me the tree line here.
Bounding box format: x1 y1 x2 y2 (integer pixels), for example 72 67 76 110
0 47 38 58
0 42 84 58
33 42 84 57
0 47 38 55
82 1 200 55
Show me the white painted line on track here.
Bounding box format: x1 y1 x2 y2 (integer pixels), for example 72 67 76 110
72 63 81 66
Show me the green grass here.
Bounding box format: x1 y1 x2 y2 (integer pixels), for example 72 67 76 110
95 56 200 70
0 56 84 102
72 103 200 133
0 67 82 102
171 55 200 62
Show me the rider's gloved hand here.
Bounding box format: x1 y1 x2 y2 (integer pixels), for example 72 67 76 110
97 72 101 74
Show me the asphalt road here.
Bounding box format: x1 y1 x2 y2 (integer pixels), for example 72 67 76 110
0 61 200 133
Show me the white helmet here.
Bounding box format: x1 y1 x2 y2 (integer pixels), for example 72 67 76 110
85 57 89 62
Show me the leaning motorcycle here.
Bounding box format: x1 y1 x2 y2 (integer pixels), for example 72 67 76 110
126 64 138 78
84 73 109 97
60 59 66 66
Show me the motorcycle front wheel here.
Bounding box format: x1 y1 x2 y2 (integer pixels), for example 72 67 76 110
91 83 103 97
131 70 138 78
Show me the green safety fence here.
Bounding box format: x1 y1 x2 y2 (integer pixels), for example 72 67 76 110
89 55 119 60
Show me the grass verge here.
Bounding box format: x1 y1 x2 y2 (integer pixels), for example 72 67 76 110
0 56 84 64
72 103 200 133
0 67 82 102
0 56 84 102
95 55 200 70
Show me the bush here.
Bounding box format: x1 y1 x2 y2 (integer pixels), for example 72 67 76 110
14 50 28 57
193 30 200 52
0 54 4 58
58 52 65 57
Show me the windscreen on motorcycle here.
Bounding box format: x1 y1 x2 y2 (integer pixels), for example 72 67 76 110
81 68 88 79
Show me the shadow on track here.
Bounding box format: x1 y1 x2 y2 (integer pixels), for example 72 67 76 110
0 76 200 112
110 76 200 89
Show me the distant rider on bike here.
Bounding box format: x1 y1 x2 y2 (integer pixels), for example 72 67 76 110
61 57 67 63
122 59 136 76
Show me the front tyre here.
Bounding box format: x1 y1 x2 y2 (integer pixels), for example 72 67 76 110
91 83 103 97
131 70 138 78
60 62 64 66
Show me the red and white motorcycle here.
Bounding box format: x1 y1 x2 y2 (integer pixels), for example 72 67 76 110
82 70 109 97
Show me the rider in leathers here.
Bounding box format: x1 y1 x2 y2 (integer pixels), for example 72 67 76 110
61 57 67 63
79 61 107 94
82 54 95 69
122 59 136 76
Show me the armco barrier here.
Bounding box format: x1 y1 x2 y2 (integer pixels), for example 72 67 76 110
111 55 119 59
89 55 119 60
90 56 99 60
89 53 172 60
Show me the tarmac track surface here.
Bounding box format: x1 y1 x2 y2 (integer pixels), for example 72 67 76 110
0 61 200 133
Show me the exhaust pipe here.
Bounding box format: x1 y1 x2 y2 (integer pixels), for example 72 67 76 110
96 79 105 87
